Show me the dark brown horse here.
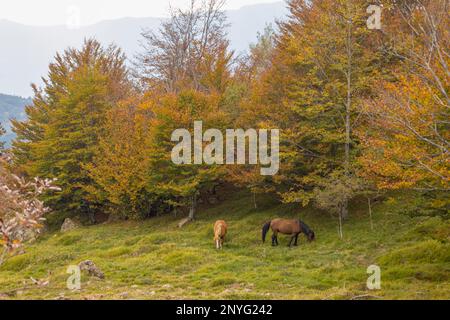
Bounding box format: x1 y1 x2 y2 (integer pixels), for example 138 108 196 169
262 218 315 247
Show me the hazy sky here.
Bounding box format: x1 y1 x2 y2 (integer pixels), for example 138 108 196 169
0 0 280 26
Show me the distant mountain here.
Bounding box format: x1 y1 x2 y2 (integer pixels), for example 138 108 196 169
0 94 31 147
0 2 287 97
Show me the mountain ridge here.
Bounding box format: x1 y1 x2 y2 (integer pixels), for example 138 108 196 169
0 1 287 97
0 93 31 147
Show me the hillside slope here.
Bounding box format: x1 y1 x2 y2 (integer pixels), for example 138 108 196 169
0 93 30 146
0 191 448 300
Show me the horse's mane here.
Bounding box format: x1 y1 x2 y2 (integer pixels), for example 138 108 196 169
299 220 312 235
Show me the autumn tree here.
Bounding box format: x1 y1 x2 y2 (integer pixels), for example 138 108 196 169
246 24 277 81
359 0 449 202
12 39 131 221
146 89 228 221
131 0 234 222
135 0 232 94
83 1 236 223
315 170 364 238
225 24 278 208
84 98 155 219
243 0 381 225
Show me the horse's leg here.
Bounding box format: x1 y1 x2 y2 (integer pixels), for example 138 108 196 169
272 230 278 246
294 233 299 246
288 235 294 247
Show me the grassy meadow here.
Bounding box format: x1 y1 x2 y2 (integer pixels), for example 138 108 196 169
0 190 449 300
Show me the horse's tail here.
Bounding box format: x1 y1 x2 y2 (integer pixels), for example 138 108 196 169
262 221 271 243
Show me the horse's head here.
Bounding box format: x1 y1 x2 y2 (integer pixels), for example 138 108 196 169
299 220 315 242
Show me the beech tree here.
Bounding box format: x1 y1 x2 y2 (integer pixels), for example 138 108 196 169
359 0 449 197
146 90 228 221
12 39 131 220
226 24 278 208
135 0 232 94
243 0 381 225
133 0 234 221
78 1 234 222
85 98 154 219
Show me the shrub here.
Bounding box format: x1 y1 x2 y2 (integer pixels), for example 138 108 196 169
0 159 60 265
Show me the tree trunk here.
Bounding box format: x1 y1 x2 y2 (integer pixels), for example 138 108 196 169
338 210 344 240
368 197 374 231
178 194 197 228
188 194 196 220
253 192 257 209
342 200 349 220
336 203 344 239
342 10 353 221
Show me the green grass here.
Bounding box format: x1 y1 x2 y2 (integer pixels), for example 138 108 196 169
0 190 449 300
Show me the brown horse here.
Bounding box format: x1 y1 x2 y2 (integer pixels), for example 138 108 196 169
214 220 228 249
262 218 315 247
